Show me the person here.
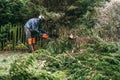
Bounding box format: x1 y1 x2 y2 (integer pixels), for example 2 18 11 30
24 15 48 53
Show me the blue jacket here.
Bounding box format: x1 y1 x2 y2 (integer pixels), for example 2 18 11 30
24 18 42 33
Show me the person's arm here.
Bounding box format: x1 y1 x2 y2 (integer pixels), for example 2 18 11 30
34 28 45 36
39 28 46 33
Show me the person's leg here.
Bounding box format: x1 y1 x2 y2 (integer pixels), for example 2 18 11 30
25 28 34 53
32 38 36 51
31 31 37 51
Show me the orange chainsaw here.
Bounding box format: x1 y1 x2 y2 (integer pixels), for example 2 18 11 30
41 33 49 39
40 33 59 40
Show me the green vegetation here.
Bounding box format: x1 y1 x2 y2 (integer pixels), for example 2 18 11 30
0 0 114 51
0 52 29 79
0 0 120 80
0 24 26 50
0 49 120 80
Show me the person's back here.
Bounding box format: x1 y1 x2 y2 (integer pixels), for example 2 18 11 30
24 18 41 33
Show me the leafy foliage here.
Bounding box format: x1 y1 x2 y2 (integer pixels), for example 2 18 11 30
0 0 112 51
9 55 36 80
0 0 29 25
0 0 120 79
88 36 119 53
95 0 120 41
9 50 66 80
0 0 109 26
8 49 120 80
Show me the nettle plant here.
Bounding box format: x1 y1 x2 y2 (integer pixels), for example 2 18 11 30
95 0 120 41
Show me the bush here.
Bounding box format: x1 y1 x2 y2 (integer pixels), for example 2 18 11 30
88 36 119 53
47 39 73 54
95 0 120 41
0 75 10 80
8 49 120 80
9 49 66 80
98 42 119 53
9 55 36 80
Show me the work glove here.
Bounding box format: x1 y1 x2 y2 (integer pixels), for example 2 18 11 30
39 31 43 36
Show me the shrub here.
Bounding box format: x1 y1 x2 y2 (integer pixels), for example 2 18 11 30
98 42 119 53
0 75 10 80
88 35 119 53
9 49 66 80
95 0 120 41
8 49 120 80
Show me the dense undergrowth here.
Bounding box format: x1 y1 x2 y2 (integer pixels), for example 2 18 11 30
0 43 120 80
0 28 120 80
0 0 120 80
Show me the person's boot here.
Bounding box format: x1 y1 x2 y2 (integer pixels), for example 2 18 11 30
28 38 33 53
28 45 33 53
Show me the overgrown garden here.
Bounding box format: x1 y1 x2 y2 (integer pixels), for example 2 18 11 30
0 0 120 80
